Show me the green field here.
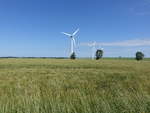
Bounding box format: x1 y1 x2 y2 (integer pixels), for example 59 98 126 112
0 58 150 113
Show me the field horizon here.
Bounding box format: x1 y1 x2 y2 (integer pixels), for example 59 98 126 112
0 56 150 59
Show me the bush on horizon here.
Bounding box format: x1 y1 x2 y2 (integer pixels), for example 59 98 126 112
96 49 103 60
70 52 76 59
136 51 144 61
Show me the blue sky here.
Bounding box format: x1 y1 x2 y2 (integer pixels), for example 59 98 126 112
0 0 150 57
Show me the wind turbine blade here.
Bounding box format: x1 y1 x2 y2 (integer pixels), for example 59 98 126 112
72 28 79 36
61 32 71 36
88 43 92 47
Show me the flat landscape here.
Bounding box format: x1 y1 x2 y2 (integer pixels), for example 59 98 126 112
0 58 150 113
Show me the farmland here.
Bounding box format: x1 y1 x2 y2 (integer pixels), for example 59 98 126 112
0 58 150 113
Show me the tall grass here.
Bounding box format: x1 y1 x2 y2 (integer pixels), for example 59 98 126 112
0 58 149 113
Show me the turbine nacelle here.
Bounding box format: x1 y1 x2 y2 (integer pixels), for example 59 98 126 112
70 36 73 38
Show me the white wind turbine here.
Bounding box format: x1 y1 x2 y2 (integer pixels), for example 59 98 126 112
88 42 97 60
61 28 79 55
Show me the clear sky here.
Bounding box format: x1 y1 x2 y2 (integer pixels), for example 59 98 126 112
0 0 150 57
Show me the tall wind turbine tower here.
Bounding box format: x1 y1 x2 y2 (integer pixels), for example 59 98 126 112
88 42 97 60
61 28 79 55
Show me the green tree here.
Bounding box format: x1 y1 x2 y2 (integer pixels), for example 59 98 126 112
70 52 76 59
135 51 144 61
96 49 103 60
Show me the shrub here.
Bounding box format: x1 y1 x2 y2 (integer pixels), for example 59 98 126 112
70 52 76 59
96 49 103 60
135 51 144 61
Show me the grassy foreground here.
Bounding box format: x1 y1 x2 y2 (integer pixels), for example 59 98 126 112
0 58 150 113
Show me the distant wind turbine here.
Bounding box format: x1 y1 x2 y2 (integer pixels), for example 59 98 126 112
88 42 97 60
61 28 79 55
80 41 104 59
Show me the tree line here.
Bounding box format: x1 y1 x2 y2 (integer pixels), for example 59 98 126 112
70 50 145 61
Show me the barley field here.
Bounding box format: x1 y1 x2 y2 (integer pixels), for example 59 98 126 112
0 58 150 113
